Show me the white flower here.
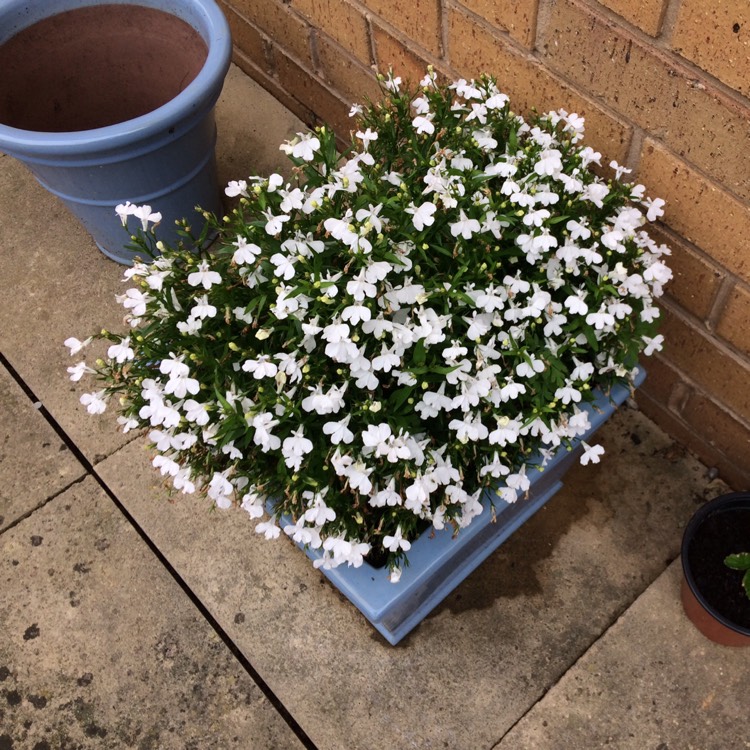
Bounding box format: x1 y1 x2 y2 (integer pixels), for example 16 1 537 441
383 526 411 553
564 293 588 315
256 517 281 539
263 209 291 236
225 180 248 197
187 260 221 290
450 210 482 240
67 361 94 381
323 416 354 445
115 201 136 225
356 128 378 148
289 133 321 161
242 356 278 380
405 201 437 231
191 295 217 320
383 74 401 92
412 114 435 134
644 197 666 222
80 390 107 414
128 204 162 231
183 399 210 426
282 427 313 471
232 236 261 265
64 336 93 356
642 334 664 356
580 442 605 465
582 182 609 208
270 252 296 280
516 355 545 378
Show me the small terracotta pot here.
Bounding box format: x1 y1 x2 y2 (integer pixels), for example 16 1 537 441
681 492 750 647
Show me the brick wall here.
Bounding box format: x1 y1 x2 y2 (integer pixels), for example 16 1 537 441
221 0 750 488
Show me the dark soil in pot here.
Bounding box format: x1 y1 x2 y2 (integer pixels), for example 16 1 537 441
0 4 207 132
686 506 750 629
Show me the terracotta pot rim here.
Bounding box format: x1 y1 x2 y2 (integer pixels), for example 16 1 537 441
681 491 750 639
0 0 231 153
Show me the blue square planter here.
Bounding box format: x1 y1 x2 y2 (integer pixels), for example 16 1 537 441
284 369 645 645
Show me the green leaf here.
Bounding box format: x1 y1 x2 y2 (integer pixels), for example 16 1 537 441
388 385 414 412
724 552 750 571
743 569 750 601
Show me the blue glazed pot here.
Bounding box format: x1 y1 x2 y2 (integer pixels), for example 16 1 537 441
0 0 231 264
281 368 647 645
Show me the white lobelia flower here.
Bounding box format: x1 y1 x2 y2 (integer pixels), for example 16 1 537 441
80 390 107 414
207 472 234 510
281 427 313 471
256 517 281 539
232 236 262 265
115 201 136 225
515 354 545 378
67 361 95 382
383 526 412 553
405 201 437 231
190 294 217 328
642 334 664 356
242 355 278 380
262 209 291 236
323 415 355 445
450 210 481 240
290 134 321 161
270 252 297 280
412 114 435 135
225 179 248 197
644 197 666 222
356 128 378 149
64 336 93 356
187 260 221 290
580 442 605 465
183 399 210 426
129 204 162 231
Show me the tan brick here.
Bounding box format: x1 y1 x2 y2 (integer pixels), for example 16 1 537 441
359 0 442 55
597 0 666 36
290 0 372 63
682 389 750 474
315 35 382 106
637 139 750 284
658 305 750 421
647 225 724 320
537 0 750 201
453 0 538 48
637 389 750 489
276 50 353 137
222 4 270 75
373 23 437 86
229 0 313 66
671 0 750 97
639 352 683 409
716 283 750 357
447 6 631 163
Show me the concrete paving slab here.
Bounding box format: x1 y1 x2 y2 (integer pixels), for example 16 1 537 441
0 65 306 467
0 363 84 532
97 403 727 750
0 152 135 463
494 560 750 750
215 65 307 189
0 476 304 749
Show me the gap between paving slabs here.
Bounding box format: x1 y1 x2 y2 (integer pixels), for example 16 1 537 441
0 351 319 750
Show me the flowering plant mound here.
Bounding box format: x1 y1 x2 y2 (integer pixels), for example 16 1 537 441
69 71 670 581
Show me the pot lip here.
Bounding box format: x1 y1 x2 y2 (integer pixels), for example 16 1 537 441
0 0 232 155
681 491 750 637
